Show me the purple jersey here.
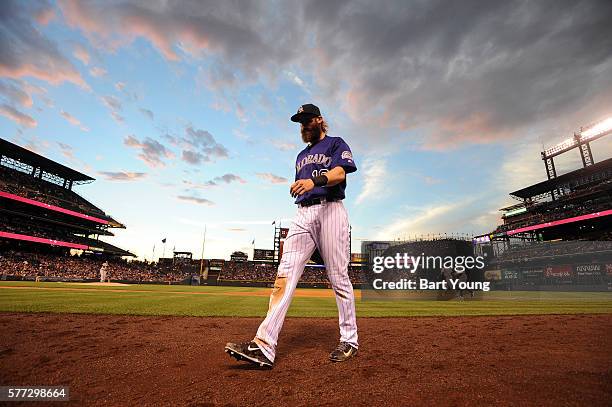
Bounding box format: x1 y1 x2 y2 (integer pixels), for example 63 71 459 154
294 135 356 204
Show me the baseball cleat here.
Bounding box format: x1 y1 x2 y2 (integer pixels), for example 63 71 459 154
329 342 358 362
224 341 273 368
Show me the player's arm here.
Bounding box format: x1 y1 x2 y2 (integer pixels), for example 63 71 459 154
290 166 346 197
322 166 345 187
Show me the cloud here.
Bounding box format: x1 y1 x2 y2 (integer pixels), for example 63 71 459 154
55 0 612 152
256 172 288 184
124 135 174 168
59 0 287 64
183 173 246 191
270 140 297 151
57 142 74 160
0 0 88 89
233 128 250 141
98 171 147 181
111 111 124 123
0 79 45 107
376 202 464 240
177 195 215 206
101 95 121 111
227 228 246 232
236 101 247 122
181 150 204 165
356 158 387 205
179 126 229 165
101 95 124 123
89 66 107 77
60 110 89 131
197 63 239 93
182 179 215 189
0 104 37 127
139 108 154 120
73 43 90 65
285 70 310 93
35 5 55 25
423 176 442 185
214 173 246 184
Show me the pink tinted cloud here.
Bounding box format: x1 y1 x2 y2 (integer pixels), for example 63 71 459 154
61 0 181 60
89 66 107 77
0 62 89 90
73 44 90 65
99 171 147 181
0 104 37 128
35 7 55 25
60 110 89 131
426 112 513 151
124 135 174 168
256 173 288 184
0 80 45 108
1 0 88 90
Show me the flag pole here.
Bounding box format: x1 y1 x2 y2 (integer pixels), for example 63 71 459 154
199 225 207 276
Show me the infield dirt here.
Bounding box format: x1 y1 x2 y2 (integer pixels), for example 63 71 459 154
1 313 610 406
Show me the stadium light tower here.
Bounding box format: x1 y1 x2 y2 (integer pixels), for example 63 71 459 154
540 115 612 200
581 117 612 139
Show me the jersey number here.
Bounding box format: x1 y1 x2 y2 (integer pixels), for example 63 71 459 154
312 168 328 178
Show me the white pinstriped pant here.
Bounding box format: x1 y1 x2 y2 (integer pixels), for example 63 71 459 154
253 200 358 362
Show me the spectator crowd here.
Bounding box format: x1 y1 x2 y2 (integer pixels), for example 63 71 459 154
218 261 365 284
0 252 367 285
0 251 192 283
493 240 612 264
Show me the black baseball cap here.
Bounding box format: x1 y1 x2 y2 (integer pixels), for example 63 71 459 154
291 103 321 122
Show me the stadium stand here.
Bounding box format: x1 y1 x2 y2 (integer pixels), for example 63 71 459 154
0 138 131 261
474 119 612 291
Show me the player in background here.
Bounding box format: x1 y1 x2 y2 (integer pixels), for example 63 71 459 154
100 261 109 283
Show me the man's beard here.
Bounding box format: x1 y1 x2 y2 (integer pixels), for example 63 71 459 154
301 122 323 144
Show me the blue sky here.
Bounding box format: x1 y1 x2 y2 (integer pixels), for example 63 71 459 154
1 0 611 260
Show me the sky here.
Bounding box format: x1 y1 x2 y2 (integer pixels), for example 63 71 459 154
1 0 611 260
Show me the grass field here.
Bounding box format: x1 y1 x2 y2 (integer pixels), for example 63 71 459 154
1 281 611 317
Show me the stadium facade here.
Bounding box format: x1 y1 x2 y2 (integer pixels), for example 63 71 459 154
474 118 612 291
0 138 131 257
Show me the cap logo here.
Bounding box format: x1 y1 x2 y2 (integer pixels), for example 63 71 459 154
297 106 304 113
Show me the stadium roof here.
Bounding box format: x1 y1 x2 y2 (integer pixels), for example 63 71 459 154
0 138 94 182
510 157 612 200
84 238 135 257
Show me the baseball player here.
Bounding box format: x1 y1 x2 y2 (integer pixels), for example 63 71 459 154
100 261 109 283
225 104 359 368
441 266 472 300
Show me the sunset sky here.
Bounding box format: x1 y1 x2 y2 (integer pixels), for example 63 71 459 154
1 0 611 260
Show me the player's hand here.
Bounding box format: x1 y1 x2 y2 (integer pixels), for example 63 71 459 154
290 179 315 197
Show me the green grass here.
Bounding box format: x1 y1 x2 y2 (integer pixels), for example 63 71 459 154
0 281 611 317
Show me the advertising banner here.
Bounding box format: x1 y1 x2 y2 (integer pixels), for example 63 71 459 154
574 264 602 276
522 269 544 278
484 270 502 281
545 265 572 278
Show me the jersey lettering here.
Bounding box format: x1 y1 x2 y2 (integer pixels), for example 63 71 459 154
296 154 332 172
